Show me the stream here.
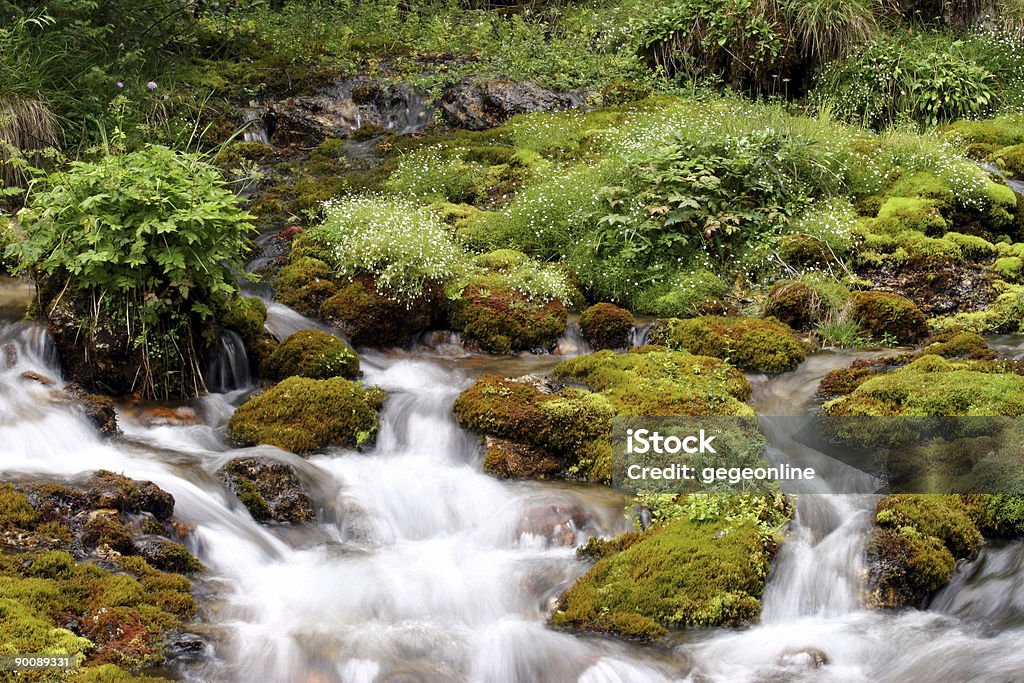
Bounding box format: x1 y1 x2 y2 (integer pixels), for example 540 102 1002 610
1 281 1023 682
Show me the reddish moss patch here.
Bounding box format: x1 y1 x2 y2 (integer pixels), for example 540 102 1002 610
319 275 440 347
579 303 634 350
449 284 567 354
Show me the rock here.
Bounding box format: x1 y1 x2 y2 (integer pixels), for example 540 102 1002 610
848 291 928 344
2 341 16 368
63 383 120 436
80 509 136 554
227 377 384 455
218 457 315 524
166 633 208 661
448 283 567 354
255 77 431 146
483 437 562 480
129 405 202 427
261 329 359 380
19 370 54 385
319 275 442 348
579 303 634 350
87 471 175 521
438 79 584 131
776 648 830 669
516 504 591 547
135 537 204 573
648 316 808 374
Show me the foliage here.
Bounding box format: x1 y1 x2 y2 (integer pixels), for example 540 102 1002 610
812 33 998 129
303 195 468 305
11 143 254 398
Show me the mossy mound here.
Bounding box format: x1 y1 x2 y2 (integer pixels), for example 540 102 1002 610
866 495 984 609
262 329 359 380
448 283 567 354
647 316 807 374
848 291 927 344
822 355 1024 417
228 376 384 455
763 280 847 332
994 256 1023 282
218 457 315 524
777 233 836 268
579 303 634 350
0 485 197 675
550 496 786 638
454 348 754 483
220 296 267 341
319 275 440 347
992 143 1024 179
273 257 339 317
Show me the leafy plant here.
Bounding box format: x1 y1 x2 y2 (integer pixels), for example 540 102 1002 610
11 142 255 397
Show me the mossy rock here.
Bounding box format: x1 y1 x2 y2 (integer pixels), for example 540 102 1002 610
632 269 730 319
763 280 846 332
550 508 776 638
227 376 384 455
218 457 315 524
822 356 1024 417
994 256 1023 282
220 296 267 343
262 329 359 380
874 197 948 236
449 283 567 354
453 374 556 445
273 257 339 317
888 172 955 211
920 330 995 360
482 437 562 479
319 275 439 347
579 303 634 350
944 119 1024 149
992 143 1024 179
647 316 807 374
848 292 927 344
777 234 835 268
866 495 984 609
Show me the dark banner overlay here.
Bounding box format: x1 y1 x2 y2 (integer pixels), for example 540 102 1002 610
611 416 1024 495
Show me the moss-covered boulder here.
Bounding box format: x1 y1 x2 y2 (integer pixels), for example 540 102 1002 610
551 496 787 638
866 495 984 609
273 257 339 317
218 457 315 524
228 376 384 455
848 291 927 344
993 143 1024 179
319 275 440 347
454 348 753 483
822 355 1024 417
219 295 276 368
647 316 807 374
449 283 567 354
262 329 359 380
579 303 634 350
0 484 199 675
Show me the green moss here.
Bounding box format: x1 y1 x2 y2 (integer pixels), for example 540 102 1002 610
848 291 927 344
888 172 955 210
921 330 995 359
777 234 836 268
764 278 848 332
876 197 948 235
984 181 1019 230
993 143 1024 179
867 495 984 608
448 283 567 354
219 296 268 344
273 257 339 317
944 118 1024 148
214 141 275 170
944 232 997 260
578 303 634 350
550 506 776 638
471 249 529 271
822 356 1024 417
647 316 807 374
453 375 555 445
227 376 384 455
0 483 40 530
994 256 1023 281
539 389 615 452
930 283 1024 333
262 329 359 380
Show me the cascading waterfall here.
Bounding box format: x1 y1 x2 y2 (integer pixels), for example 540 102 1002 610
2 294 1024 682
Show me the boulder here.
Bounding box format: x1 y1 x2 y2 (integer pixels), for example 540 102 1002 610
438 79 584 131
218 457 315 524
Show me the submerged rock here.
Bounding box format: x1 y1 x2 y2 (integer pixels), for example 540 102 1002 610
218 457 315 524
438 79 584 131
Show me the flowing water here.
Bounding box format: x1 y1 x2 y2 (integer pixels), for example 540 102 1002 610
1 289 1023 682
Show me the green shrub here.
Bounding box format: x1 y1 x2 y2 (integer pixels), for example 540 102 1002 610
648 316 807 373
262 330 359 380
11 143 254 399
228 377 384 455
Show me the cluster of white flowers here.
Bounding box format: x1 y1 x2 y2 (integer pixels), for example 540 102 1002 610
385 146 476 201
317 195 469 304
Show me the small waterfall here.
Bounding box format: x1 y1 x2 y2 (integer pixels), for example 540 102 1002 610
240 102 271 144
205 329 253 393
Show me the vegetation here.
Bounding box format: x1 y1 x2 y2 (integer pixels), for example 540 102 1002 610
648 316 807 373
579 303 635 350
262 330 359 380
228 376 385 455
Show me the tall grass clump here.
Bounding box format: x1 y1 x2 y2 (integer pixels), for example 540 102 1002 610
0 93 58 189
